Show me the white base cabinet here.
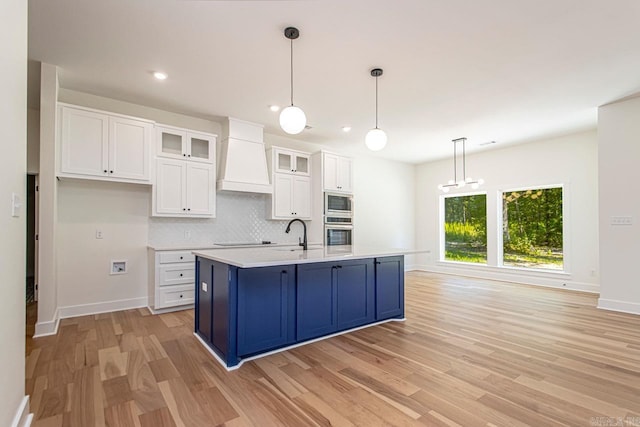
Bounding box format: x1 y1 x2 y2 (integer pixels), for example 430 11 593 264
148 249 196 312
59 104 153 184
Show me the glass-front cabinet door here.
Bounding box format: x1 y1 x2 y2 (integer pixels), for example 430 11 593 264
275 149 310 176
157 125 216 164
187 132 215 163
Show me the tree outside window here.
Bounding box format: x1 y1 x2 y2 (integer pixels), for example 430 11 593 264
502 187 563 270
443 194 487 264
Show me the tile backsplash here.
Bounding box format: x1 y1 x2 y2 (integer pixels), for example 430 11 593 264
148 192 301 247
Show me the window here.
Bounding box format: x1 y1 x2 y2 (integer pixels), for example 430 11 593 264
501 186 563 270
443 193 487 264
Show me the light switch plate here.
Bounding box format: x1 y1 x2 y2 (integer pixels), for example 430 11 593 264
202 282 208 292
11 193 21 217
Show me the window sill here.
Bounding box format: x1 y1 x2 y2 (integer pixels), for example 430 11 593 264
436 260 570 279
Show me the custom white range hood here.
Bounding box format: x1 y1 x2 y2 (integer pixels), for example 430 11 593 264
217 117 273 194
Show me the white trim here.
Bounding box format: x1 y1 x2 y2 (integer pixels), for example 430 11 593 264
414 264 599 294
404 264 420 271
147 304 194 315
497 184 569 273
11 396 33 427
33 309 60 337
597 298 640 315
194 317 407 371
58 296 148 319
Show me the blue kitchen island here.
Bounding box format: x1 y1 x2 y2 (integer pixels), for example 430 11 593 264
192 245 412 369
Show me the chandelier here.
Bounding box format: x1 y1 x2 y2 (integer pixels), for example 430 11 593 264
438 137 484 192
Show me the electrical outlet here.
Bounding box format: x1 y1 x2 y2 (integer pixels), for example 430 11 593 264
96 230 104 239
611 216 633 225
202 282 208 292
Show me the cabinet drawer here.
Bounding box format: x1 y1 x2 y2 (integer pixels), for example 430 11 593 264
159 264 195 286
158 251 194 264
158 285 195 308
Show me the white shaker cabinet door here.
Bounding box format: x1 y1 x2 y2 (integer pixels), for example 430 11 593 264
186 163 215 216
60 107 109 177
292 175 311 218
155 159 186 215
108 116 152 181
273 174 294 217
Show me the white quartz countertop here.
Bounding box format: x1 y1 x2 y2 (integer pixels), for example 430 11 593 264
192 245 424 268
148 242 322 251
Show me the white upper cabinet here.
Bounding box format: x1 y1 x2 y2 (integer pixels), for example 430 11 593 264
154 159 215 217
156 125 216 164
323 152 353 193
272 174 311 219
275 149 310 176
267 146 312 220
59 104 153 184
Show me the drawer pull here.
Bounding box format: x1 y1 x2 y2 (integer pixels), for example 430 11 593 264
179 273 183 277
179 294 183 298
180 256 183 259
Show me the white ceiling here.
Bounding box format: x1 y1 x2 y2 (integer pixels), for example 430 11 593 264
28 0 640 164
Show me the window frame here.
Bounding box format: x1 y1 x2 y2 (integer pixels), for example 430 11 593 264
439 190 488 265
497 183 569 273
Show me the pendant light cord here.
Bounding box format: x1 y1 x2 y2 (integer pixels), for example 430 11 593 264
375 75 379 129
290 38 294 106
462 137 466 181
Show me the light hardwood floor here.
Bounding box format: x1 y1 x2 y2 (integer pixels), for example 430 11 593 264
25 271 640 426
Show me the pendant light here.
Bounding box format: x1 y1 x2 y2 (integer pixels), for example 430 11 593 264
438 137 484 192
279 27 306 135
365 68 387 151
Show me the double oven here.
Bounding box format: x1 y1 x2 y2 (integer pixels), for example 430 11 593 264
324 192 353 246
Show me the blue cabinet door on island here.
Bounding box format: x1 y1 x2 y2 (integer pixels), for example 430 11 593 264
297 258 374 341
375 256 405 320
296 262 337 341
237 265 296 356
336 259 375 330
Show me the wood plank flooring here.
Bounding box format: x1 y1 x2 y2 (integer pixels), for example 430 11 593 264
26 272 640 426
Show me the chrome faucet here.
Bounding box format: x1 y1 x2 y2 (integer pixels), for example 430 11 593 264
285 218 307 250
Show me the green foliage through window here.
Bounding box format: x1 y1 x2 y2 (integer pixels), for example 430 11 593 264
502 187 563 270
444 194 487 263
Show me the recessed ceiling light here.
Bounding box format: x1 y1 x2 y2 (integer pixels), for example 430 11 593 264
153 71 168 80
269 105 280 112
342 126 352 133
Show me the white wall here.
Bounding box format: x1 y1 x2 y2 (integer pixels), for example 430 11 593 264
353 156 416 266
415 130 599 292
598 96 640 314
36 64 60 337
0 0 28 425
58 89 220 135
57 180 150 314
27 108 40 174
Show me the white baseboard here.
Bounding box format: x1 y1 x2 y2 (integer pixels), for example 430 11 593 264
405 264 420 271
58 296 149 319
598 298 640 315
147 304 194 315
33 309 60 338
412 264 600 294
11 396 33 427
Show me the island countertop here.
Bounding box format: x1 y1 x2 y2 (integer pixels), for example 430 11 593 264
192 245 422 268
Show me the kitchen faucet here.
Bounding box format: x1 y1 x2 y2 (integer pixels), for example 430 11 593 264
285 218 307 251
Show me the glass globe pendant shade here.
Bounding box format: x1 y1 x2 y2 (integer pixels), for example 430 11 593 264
365 128 387 151
279 105 306 134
